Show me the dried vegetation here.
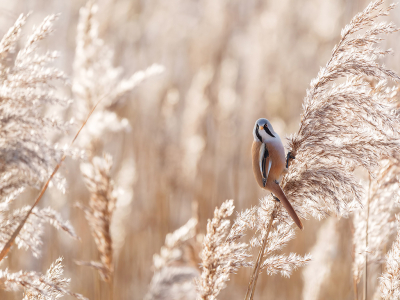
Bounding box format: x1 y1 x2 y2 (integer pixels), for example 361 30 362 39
1 0 400 300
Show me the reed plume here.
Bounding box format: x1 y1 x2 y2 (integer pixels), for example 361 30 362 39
146 266 199 300
0 13 68 205
73 1 164 153
379 215 400 299
353 159 400 288
245 199 310 300
76 154 116 282
196 200 252 300
146 216 201 300
284 0 400 219
246 1 400 298
0 206 78 258
152 217 199 270
0 257 86 300
73 0 164 285
0 12 85 299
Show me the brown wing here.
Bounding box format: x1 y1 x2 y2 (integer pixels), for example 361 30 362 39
252 141 270 188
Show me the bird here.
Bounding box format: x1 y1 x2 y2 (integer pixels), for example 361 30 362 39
252 118 304 230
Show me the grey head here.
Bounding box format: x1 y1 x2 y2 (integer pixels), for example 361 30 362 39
253 118 276 143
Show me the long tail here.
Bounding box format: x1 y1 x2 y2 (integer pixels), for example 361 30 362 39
269 183 304 230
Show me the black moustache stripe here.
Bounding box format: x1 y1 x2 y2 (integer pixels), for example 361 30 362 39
265 126 275 138
255 126 262 142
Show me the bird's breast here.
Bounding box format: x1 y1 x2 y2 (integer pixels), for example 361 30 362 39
265 138 286 179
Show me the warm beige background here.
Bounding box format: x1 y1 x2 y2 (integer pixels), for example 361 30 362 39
0 0 399 299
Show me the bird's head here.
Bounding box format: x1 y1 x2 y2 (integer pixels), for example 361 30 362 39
253 118 276 143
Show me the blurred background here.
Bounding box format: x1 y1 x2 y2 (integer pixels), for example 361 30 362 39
1 0 400 299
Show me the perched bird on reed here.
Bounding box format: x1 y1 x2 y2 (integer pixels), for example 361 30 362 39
252 118 303 230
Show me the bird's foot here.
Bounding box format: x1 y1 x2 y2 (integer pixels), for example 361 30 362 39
286 151 295 168
271 193 280 202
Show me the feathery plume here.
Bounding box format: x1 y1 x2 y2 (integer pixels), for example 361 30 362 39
0 13 68 204
0 206 78 258
145 266 199 300
0 257 86 300
245 198 310 300
146 217 201 300
246 1 400 299
76 154 116 282
379 215 400 299
261 253 311 278
196 200 252 300
0 12 83 265
73 1 164 151
353 159 400 285
153 217 199 270
283 0 400 219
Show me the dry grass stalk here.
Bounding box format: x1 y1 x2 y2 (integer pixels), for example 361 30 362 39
76 154 117 282
0 257 86 300
245 198 310 300
246 0 400 298
0 12 89 285
72 0 164 287
0 206 78 258
244 202 276 300
0 85 105 263
73 1 164 153
0 13 68 205
355 157 400 299
0 0 164 289
353 159 400 295
196 200 252 300
74 1 165 110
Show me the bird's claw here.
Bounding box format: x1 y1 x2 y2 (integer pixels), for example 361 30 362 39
286 151 295 168
271 193 280 202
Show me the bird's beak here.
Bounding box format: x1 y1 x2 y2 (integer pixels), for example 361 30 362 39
259 125 264 130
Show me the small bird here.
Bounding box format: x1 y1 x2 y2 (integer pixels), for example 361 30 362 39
252 118 303 230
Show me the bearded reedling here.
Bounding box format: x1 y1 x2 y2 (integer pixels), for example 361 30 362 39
252 118 303 230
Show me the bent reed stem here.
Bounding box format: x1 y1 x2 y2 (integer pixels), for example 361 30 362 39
245 201 278 300
0 94 107 262
363 175 372 300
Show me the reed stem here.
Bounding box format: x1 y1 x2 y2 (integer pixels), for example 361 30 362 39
244 202 278 300
363 175 371 300
0 93 106 262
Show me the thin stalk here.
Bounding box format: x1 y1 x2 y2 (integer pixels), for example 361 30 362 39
244 202 278 300
363 175 371 300
350 218 358 300
354 277 358 300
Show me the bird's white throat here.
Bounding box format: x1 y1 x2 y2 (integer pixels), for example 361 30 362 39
259 129 277 143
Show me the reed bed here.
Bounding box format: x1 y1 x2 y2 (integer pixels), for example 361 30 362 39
0 0 400 300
